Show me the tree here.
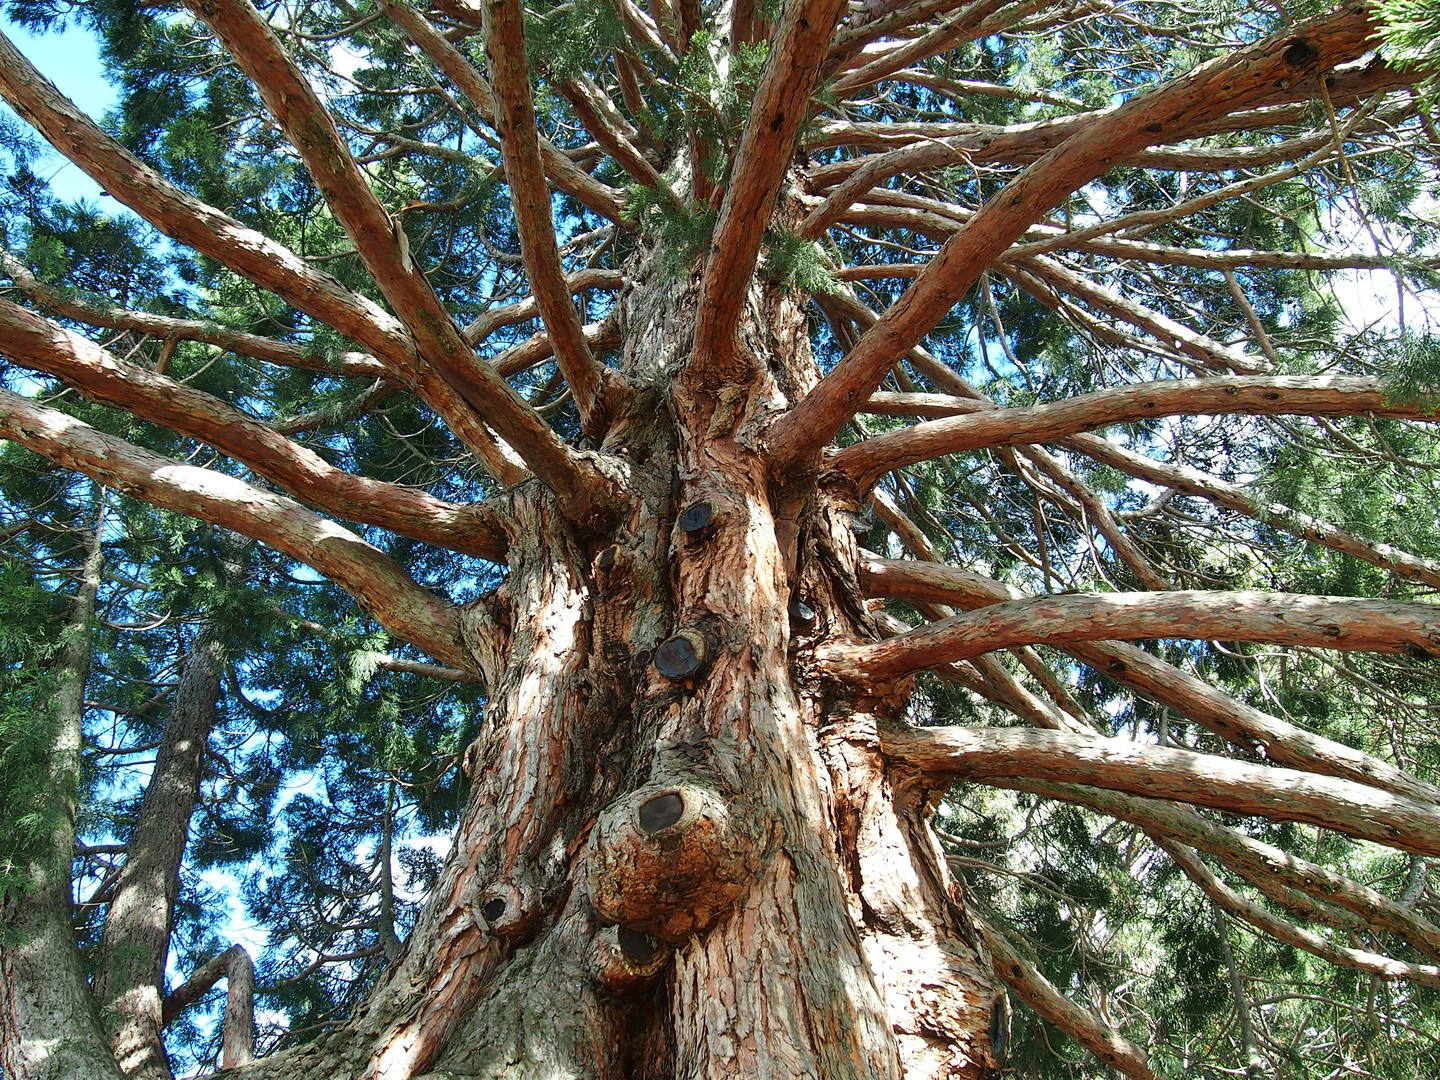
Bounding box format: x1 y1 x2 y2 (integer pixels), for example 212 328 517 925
0 0 1438 1076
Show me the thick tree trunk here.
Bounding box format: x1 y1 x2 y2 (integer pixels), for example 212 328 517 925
232 255 1000 1079
0 512 125 1080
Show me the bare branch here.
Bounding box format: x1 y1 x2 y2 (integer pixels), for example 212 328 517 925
834 375 1430 489
768 2 1380 472
0 297 508 561
859 555 1440 805
880 723 1440 857
689 0 849 375
0 388 475 672
1020 780 1440 961
160 944 255 1068
975 914 1161 1080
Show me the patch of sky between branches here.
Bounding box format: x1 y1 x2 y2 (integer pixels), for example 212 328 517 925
0 14 119 205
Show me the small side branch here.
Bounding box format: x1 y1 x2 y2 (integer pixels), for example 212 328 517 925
879 723 1440 857
161 944 255 1069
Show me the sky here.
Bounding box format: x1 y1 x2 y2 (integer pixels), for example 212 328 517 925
2 14 117 203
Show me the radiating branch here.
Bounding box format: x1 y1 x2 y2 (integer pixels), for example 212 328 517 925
689 0 849 376
0 388 475 672
834 375 1430 489
768 2 1380 472
0 297 508 561
481 0 624 432
880 723 1440 857
187 0 622 524
858 555 1440 805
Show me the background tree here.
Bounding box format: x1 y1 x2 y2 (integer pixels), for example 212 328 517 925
0 0 1438 1078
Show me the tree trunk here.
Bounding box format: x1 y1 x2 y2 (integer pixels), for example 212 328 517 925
231 251 1001 1079
0 509 126 1080
93 623 227 1080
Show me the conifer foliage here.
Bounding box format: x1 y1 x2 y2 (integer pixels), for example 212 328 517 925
1 0 1438 1078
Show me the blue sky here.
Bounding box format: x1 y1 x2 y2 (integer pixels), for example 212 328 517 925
2 15 118 203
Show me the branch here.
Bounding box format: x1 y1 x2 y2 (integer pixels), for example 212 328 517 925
821 588 1440 683
1066 432 1440 590
974 914 1161 1080
0 388 476 673
0 297 508 561
1158 837 1440 985
0 28 411 368
879 723 1440 856
186 0 620 524
481 0 622 432
768 1 1380 471
0 249 387 381
1007 256 1266 374
858 555 1440 805
161 944 254 1069
0 29 526 486
834 375 1430 489
1019 779 1440 961
689 0 850 374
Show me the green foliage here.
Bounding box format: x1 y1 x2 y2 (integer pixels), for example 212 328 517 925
1382 333 1440 413
760 229 839 295
1378 0 1440 108
624 183 717 279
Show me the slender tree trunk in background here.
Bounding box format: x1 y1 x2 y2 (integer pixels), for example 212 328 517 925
230 254 1001 1080
0 508 125 1080
92 623 227 1080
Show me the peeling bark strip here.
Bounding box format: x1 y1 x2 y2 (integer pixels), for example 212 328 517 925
880 724 1440 857
0 388 473 673
834 375 1431 488
819 589 1440 683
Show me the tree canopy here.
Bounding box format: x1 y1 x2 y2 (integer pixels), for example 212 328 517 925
1 0 1439 1077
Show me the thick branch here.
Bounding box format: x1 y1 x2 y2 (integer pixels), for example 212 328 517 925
880 723 1440 857
689 0 849 373
187 0 618 523
0 388 475 672
858 555 1440 805
769 1 1379 471
834 375 1429 489
0 297 508 561
482 0 618 431
820 589 1440 683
